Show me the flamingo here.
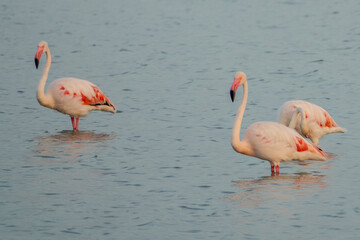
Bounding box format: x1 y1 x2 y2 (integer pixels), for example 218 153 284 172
278 100 345 145
230 72 328 173
34 41 116 131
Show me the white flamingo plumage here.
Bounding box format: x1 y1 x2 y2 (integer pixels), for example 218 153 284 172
230 72 328 173
278 100 345 145
34 41 116 131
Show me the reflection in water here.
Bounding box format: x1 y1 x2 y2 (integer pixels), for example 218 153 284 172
227 172 328 208
33 130 116 162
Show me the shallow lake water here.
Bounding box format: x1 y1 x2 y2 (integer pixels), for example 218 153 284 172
1 0 360 239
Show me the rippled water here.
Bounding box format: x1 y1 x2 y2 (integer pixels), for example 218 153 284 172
1 0 360 239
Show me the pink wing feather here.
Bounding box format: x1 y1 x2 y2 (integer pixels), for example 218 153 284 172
79 85 115 109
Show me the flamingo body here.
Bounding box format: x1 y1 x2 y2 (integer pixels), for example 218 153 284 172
230 72 328 173
278 100 345 145
46 77 115 117
242 121 326 166
34 41 116 130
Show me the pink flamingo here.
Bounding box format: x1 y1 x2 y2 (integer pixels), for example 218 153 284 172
34 41 116 131
278 100 345 145
230 72 328 173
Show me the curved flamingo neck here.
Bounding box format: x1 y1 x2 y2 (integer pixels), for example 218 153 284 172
231 81 252 155
289 107 308 135
37 48 55 109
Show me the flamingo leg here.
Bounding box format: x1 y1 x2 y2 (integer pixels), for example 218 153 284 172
271 165 280 175
70 116 76 130
75 117 79 131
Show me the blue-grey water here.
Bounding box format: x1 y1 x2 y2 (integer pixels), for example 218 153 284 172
1 0 360 239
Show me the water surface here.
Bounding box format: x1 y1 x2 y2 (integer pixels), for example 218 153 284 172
1 0 359 239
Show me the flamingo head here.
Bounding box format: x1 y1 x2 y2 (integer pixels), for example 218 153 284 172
34 41 48 69
230 72 247 102
295 107 311 139
301 122 311 139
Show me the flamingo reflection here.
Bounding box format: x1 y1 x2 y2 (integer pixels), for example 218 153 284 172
227 172 328 208
33 130 116 162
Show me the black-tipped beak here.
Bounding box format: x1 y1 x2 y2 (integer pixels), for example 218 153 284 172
35 58 39 69
230 90 235 102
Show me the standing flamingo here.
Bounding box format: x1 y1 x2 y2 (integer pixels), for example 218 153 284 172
230 72 328 173
34 41 116 131
278 100 345 145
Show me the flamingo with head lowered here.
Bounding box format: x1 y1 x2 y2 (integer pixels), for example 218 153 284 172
34 41 116 131
278 100 345 145
230 72 329 173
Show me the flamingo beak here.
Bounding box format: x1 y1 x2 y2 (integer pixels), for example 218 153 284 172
34 46 44 69
230 77 241 102
35 58 39 69
230 90 236 102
